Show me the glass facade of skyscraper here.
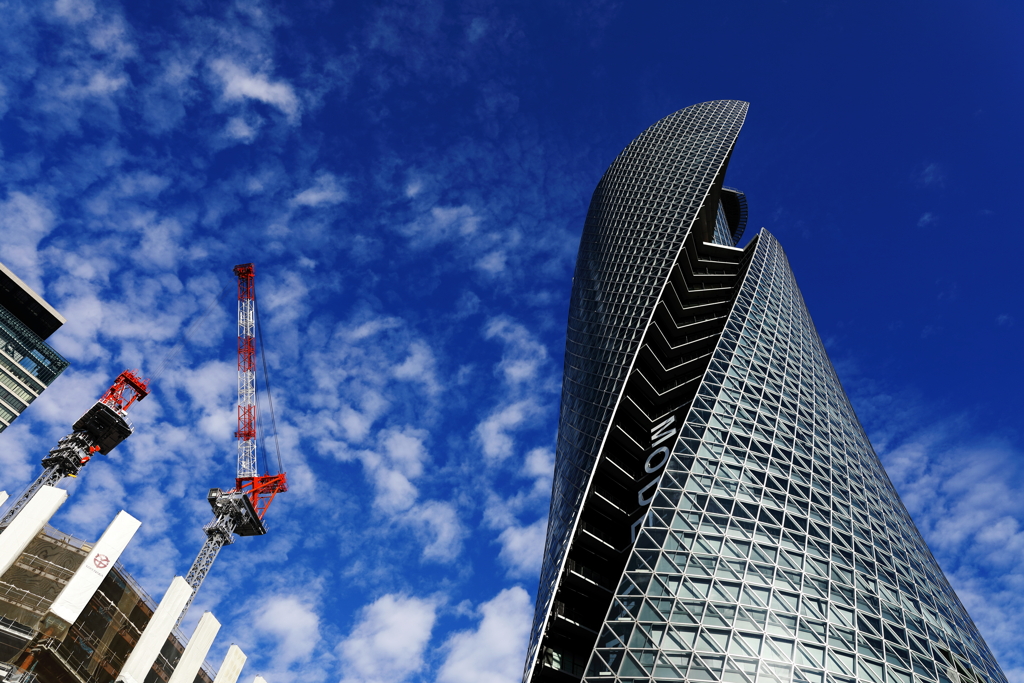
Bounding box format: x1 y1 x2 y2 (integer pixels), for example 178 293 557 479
523 101 1006 683
0 304 68 433
0 262 68 432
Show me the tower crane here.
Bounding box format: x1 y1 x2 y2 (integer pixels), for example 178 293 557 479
0 370 150 527
178 263 287 623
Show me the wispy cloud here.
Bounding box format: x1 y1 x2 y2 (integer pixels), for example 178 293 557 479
210 58 300 121
914 162 946 188
475 399 542 461
0 192 56 293
291 173 347 207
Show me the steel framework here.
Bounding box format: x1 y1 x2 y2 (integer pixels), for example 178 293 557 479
178 264 287 625
234 263 258 480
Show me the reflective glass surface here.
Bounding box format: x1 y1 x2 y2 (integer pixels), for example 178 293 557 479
712 201 734 246
528 100 750 673
585 231 1006 683
0 303 67 431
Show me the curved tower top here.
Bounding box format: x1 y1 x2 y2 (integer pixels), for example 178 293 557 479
528 100 751 679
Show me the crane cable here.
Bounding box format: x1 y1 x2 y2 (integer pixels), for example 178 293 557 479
144 275 284 476
253 292 284 474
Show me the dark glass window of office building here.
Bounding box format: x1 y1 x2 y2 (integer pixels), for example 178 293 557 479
0 263 69 432
523 101 1006 683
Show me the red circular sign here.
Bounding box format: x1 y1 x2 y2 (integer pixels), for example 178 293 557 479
93 554 110 569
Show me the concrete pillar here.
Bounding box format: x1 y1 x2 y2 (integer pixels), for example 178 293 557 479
0 485 66 577
253 677 268 683
167 612 221 683
212 644 247 683
116 576 193 683
0 491 8 509
48 511 141 628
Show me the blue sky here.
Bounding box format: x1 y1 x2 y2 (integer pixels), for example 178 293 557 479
0 1 1022 681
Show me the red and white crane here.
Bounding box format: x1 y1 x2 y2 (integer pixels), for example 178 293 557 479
179 263 287 621
0 370 149 527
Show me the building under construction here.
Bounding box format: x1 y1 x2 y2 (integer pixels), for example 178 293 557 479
0 262 283 683
0 524 216 683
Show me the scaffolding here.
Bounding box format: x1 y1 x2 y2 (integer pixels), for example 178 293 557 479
0 525 216 683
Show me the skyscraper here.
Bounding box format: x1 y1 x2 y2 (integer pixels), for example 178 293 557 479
0 262 69 433
523 101 1006 683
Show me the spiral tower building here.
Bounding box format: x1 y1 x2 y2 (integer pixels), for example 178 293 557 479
523 100 1006 683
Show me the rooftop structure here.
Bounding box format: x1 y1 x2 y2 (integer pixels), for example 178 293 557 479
523 101 1006 683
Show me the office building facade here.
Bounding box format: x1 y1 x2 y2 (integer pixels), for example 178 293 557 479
0 263 69 432
523 101 1006 683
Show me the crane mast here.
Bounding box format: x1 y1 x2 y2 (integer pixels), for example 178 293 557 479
0 371 149 527
236 263 258 480
179 264 287 624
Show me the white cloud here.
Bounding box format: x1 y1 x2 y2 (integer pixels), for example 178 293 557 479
0 192 57 293
380 427 429 478
401 205 480 246
292 173 347 207
371 466 419 513
357 426 430 513
63 70 127 98
254 595 321 665
392 340 441 395
338 594 437 683
915 162 945 187
408 499 466 562
405 179 423 197
225 115 260 142
437 587 533 683
523 447 553 496
497 517 546 578
261 270 311 330
0 421 47 490
475 399 540 461
211 59 300 120
483 317 549 386
476 250 506 274
53 0 97 23
336 391 389 443
345 317 402 341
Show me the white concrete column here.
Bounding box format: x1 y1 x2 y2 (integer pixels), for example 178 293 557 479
253 677 268 683
0 491 8 509
212 644 247 683
116 576 193 683
49 511 141 625
167 612 221 683
0 485 66 576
